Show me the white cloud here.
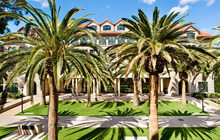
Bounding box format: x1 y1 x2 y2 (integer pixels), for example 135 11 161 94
179 0 215 6
179 0 199 5
32 0 49 8
206 0 215 6
106 5 109 9
139 0 156 5
169 5 190 15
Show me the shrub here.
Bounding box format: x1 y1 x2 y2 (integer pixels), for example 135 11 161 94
210 99 220 105
195 94 202 99
192 92 208 99
208 93 220 98
7 93 23 99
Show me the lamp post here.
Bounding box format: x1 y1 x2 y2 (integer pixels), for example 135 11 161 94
20 86 23 114
201 86 204 113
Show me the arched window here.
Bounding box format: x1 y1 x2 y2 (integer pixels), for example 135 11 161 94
117 26 125 31
103 25 111 31
187 33 195 39
8 47 13 52
90 25 97 31
13 47 16 51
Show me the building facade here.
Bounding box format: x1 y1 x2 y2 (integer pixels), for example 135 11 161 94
0 19 215 97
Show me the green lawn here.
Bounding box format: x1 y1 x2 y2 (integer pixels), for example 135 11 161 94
0 127 17 140
42 127 220 140
16 101 209 116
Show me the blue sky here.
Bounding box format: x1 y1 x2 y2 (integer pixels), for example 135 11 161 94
8 0 220 35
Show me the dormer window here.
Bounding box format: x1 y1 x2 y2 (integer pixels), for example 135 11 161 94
117 26 125 31
187 33 195 39
90 25 97 31
103 25 111 31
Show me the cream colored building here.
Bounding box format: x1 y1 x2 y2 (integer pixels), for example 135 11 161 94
1 19 215 97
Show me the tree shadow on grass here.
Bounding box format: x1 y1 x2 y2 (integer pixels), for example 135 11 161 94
62 108 148 139
158 101 172 106
139 102 147 106
100 107 144 116
59 101 76 106
160 127 219 140
158 110 192 116
158 109 208 116
58 110 78 116
58 127 145 140
92 102 125 109
0 127 17 139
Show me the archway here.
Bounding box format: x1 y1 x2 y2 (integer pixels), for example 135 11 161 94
179 80 188 95
33 82 37 95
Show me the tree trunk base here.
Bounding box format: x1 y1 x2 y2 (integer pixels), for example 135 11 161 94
85 103 92 107
132 104 139 108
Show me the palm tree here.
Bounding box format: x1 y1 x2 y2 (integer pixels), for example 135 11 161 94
65 45 111 107
108 54 147 107
0 1 104 139
106 7 215 140
175 58 200 106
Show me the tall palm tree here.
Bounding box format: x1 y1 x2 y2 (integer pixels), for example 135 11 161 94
106 7 215 140
0 1 104 139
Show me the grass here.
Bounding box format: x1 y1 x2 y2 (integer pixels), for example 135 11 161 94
16 101 209 116
0 127 17 140
42 127 220 140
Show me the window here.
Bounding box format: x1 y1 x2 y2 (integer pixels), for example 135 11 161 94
187 33 195 39
9 83 18 93
198 82 208 92
108 37 116 45
71 38 78 44
89 25 97 31
8 47 13 52
127 39 134 42
103 25 111 31
99 37 106 45
90 50 98 55
90 37 97 44
117 26 125 31
80 37 88 43
118 38 125 43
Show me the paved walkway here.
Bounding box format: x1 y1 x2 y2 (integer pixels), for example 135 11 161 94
0 95 220 140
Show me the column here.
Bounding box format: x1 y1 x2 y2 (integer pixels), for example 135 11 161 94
92 79 96 98
161 78 164 93
138 79 142 94
75 78 78 96
114 79 118 96
71 79 75 96
96 80 99 96
118 78 121 97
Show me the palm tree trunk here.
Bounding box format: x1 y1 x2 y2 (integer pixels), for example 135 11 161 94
133 73 139 107
149 72 159 140
181 80 187 106
40 79 46 106
48 74 59 140
85 83 92 107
